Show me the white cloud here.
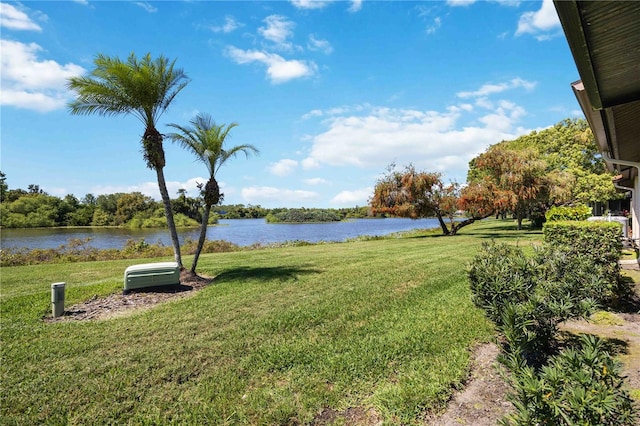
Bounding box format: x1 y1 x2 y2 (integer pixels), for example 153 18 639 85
302 109 323 120
515 0 561 40
308 34 333 54
415 5 441 35
301 103 531 182
134 2 158 13
426 16 441 35
447 0 477 6
302 157 320 169
225 46 316 84
166 177 210 198
210 16 241 33
290 0 333 10
456 78 536 98
259 15 295 50
269 159 299 176
0 3 42 31
0 90 67 112
348 0 363 13
475 97 493 110
91 177 207 200
448 0 520 7
330 187 372 206
301 103 369 120
290 0 361 12
0 39 86 112
242 186 320 206
304 177 328 185
479 101 526 132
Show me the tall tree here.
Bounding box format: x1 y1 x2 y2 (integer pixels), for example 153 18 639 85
369 164 484 236
467 146 548 229
478 119 618 206
167 113 258 274
67 53 190 268
0 171 7 203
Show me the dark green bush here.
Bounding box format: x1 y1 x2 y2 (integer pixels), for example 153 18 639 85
545 205 592 222
469 236 636 425
469 243 603 365
543 221 622 257
543 220 622 301
501 335 636 426
468 242 536 326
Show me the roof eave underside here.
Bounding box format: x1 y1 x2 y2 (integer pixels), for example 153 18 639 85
555 1 640 187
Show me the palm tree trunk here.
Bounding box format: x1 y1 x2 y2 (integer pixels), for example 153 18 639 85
191 204 211 273
155 167 183 268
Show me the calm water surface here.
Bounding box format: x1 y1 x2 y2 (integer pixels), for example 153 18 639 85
0 218 444 250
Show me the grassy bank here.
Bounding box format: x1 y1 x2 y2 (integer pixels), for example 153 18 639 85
1 220 542 424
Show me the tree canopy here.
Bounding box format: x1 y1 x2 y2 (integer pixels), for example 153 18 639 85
370 164 482 235
465 118 618 228
466 145 549 229
469 118 617 206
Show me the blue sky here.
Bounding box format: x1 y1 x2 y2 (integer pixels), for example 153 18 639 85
1 0 582 208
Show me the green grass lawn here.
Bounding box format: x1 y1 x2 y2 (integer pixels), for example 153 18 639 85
1 219 542 425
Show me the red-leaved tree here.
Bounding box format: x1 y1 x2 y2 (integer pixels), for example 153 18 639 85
465 146 549 229
370 164 488 236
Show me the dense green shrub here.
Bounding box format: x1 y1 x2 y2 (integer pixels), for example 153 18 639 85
501 335 636 426
545 204 592 222
469 243 603 364
543 220 622 301
543 221 622 253
128 211 199 228
469 238 636 425
0 237 244 266
0 238 128 266
468 242 536 326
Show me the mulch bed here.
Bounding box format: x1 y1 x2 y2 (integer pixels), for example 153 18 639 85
45 270 212 322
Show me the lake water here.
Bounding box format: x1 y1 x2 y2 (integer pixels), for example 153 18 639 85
0 218 444 250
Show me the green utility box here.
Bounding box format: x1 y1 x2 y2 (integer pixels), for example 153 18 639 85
123 262 180 293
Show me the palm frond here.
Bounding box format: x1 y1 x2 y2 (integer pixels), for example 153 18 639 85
67 52 190 129
167 114 258 179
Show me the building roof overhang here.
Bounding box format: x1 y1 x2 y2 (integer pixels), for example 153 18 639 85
554 1 640 188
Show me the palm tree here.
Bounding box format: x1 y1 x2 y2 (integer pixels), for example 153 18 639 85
167 113 258 274
67 53 190 268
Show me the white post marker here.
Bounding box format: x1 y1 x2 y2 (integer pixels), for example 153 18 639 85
51 282 66 318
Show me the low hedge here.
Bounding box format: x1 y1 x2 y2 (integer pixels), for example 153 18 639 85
544 205 592 222
543 220 622 295
543 220 622 250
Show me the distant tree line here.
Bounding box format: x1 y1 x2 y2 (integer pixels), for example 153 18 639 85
273 207 372 222
0 174 372 229
0 181 202 229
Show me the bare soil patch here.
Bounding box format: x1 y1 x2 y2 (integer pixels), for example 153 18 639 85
425 342 513 426
561 311 640 395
